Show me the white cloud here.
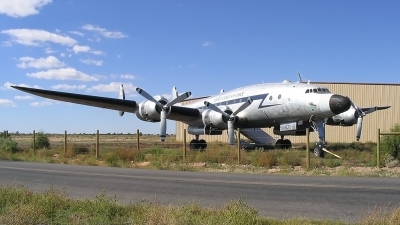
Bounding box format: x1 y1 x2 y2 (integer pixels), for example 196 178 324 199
14 95 33 100
69 31 84 36
30 101 52 107
120 74 135 80
27 68 99 81
80 59 103 66
51 84 86 90
0 0 51 18
71 45 104 55
82 24 127 39
203 41 212 47
72 45 90 53
1 29 77 46
0 99 17 107
91 50 104 55
44 47 56 54
87 82 136 94
2 82 41 90
17 56 65 69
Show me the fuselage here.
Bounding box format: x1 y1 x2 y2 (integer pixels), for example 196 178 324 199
182 80 350 129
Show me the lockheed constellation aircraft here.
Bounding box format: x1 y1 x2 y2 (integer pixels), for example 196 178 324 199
12 78 389 157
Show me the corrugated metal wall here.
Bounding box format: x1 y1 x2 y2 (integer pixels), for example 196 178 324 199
176 82 399 143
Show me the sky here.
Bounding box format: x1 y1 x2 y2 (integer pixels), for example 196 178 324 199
1 0 399 135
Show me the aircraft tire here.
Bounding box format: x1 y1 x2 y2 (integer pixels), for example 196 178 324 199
313 147 325 158
275 139 283 149
189 140 199 150
282 139 292 149
198 139 207 151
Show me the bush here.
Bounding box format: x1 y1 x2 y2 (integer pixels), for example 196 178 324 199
67 143 90 157
31 131 50 150
0 137 19 153
380 124 400 160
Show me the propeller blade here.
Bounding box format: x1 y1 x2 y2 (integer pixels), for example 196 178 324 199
119 84 125 117
165 91 191 108
204 101 231 118
356 116 363 141
160 110 167 142
227 120 235 145
136 87 163 108
232 98 253 116
363 107 377 115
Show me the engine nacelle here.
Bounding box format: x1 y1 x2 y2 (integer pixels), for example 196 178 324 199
201 106 232 129
326 107 358 126
135 96 170 122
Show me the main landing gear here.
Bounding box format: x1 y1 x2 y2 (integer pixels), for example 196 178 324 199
189 135 207 151
275 136 292 149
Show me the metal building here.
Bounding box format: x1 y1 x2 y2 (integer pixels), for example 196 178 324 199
176 82 399 144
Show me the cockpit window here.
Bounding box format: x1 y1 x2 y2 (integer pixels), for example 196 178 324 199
305 87 331 94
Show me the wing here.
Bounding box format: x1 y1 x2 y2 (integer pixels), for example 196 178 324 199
12 86 138 113
12 86 202 122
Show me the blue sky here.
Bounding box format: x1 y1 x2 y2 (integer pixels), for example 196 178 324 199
1 0 399 134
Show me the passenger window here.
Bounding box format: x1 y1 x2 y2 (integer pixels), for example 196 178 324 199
305 89 309 93
278 94 281 99
269 96 273 101
317 88 322 92
313 89 317 93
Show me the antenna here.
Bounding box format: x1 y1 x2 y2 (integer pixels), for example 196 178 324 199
297 71 303 83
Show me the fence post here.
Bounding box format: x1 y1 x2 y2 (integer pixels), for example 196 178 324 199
237 128 241 164
5 130 8 137
183 129 187 161
64 130 67 154
136 129 140 152
377 128 381 168
306 128 310 169
33 130 36 153
96 130 100 159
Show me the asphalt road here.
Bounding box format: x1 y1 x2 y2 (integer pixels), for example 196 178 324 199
0 161 399 222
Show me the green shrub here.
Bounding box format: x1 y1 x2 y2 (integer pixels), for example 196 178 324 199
0 137 19 153
67 143 90 157
31 131 50 150
255 152 277 168
380 124 400 160
0 131 9 138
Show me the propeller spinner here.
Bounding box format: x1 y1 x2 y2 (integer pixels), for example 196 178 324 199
204 98 253 145
136 87 191 142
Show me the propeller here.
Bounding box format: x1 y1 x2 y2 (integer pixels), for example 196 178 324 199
204 98 253 145
119 84 125 117
136 87 191 142
353 102 377 141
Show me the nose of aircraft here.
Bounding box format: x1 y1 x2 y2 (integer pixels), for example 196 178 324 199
329 94 351 114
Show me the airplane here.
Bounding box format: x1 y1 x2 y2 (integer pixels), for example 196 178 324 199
12 78 390 158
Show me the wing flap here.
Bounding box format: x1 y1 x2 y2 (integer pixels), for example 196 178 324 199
12 86 138 113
